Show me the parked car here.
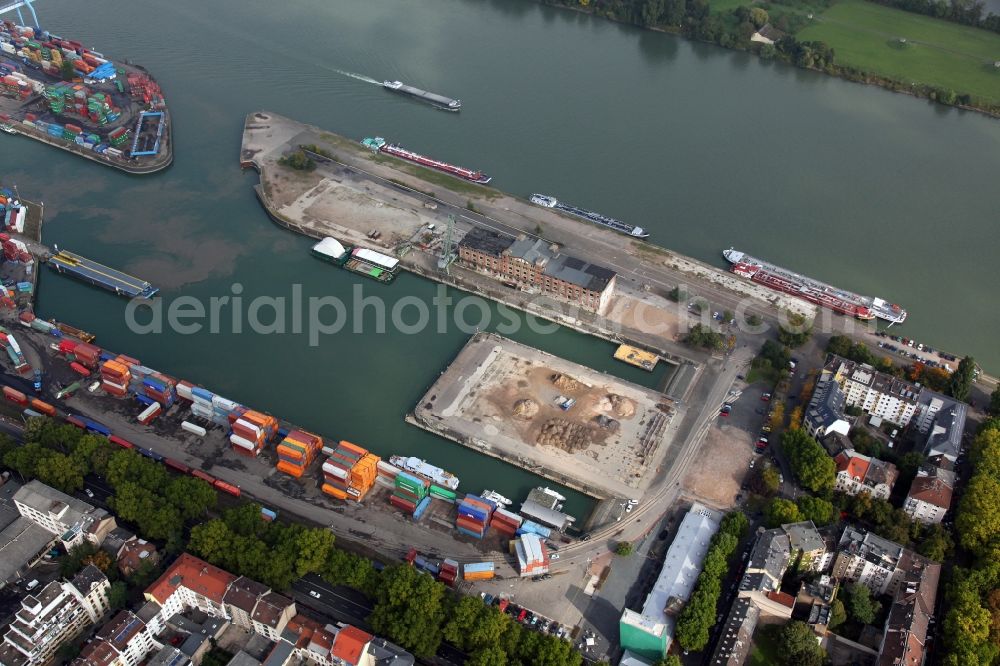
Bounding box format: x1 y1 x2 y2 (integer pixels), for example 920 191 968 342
26 580 39 591
309 590 320 598
761 393 772 402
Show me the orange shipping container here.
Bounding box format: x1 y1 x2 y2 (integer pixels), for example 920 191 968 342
338 441 368 456
464 570 495 581
322 484 348 500
29 398 56 416
276 460 305 478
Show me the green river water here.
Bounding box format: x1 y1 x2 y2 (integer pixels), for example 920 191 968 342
7 0 1000 517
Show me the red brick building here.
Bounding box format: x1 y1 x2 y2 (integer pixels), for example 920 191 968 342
458 228 616 314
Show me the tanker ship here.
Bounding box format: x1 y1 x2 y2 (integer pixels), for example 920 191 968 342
361 136 491 184
530 194 648 238
723 248 906 324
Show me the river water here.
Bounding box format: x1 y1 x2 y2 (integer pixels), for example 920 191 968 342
7 0 1000 517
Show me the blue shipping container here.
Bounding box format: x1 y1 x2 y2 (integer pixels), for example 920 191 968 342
463 562 495 574
456 526 485 539
191 387 214 401
413 496 431 521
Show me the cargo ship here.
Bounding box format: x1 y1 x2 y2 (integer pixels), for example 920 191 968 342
389 455 460 490
383 80 461 112
311 237 398 284
723 248 907 324
47 250 158 299
529 194 648 238
361 137 491 184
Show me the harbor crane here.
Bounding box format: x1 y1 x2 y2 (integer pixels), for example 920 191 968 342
0 0 41 32
437 214 457 273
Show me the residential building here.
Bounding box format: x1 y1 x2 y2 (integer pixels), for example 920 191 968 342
832 527 933 597
117 539 159 578
823 356 920 427
618 503 723 660
13 480 116 549
92 611 156 666
876 556 941 666
251 592 296 642
783 521 831 572
834 450 898 500
224 576 271 632
804 379 850 439
709 597 759 666
144 553 237 621
903 465 956 525
0 480 54 590
914 393 967 462
0 566 110 666
268 613 412 666
100 527 136 560
146 647 190 666
457 228 617 314
741 528 789 593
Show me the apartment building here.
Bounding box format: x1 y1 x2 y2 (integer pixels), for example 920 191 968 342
0 566 110 666
833 450 899 500
13 481 116 549
903 465 956 525
803 379 850 439
823 356 920 427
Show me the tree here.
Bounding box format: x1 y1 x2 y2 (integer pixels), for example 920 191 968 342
956 473 1000 556
615 541 634 556
468 646 508 666
769 402 786 431
35 452 85 494
777 313 812 348
654 657 682 666
369 565 447 658
684 323 724 350
989 385 1000 416
292 527 334 577
165 476 217 520
323 548 379 596
764 498 802 528
667 286 687 302
189 519 236 569
828 598 847 630
796 495 835 526
3 442 49 479
844 583 880 625
777 620 826 666
749 6 769 27
749 465 780 496
106 581 128 611
916 523 954 562
782 429 836 492
60 543 100 578
278 150 315 171
82 549 115 576
948 356 976 402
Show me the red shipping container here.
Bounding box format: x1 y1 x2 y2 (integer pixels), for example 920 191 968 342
70 362 91 376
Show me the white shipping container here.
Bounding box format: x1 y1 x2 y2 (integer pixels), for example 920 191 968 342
323 460 348 479
181 421 207 437
137 402 161 422
233 418 261 437
230 434 257 451
176 383 194 401
0 43 15 54
213 395 239 412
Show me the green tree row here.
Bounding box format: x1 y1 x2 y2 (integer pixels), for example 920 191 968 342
674 511 749 652
939 419 1000 665
781 428 836 493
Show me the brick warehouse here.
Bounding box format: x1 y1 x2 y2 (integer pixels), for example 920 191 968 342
457 228 617 315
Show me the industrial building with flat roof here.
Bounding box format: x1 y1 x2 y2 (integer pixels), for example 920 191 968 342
458 227 617 314
0 479 54 590
618 503 723 661
13 480 116 549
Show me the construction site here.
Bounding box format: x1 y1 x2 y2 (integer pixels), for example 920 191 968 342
411 332 682 500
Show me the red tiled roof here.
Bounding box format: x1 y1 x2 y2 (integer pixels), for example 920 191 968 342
330 625 373 665
908 476 953 509
71 640 118 666
145 553 236 605
836 452 870 480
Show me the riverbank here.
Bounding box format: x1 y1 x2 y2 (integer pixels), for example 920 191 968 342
536 0 1000 118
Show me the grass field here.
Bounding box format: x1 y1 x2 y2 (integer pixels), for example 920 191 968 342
797 0 1000 103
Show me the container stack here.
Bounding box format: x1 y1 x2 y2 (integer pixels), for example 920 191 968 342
439 559 459 587
142 372 176 408
275 429 323 478
463 561 496 582
376 459 401 485
456 495 497 540
321 441 380 501
229 409 277 456
109 127 129 147
516 520 552 540
429 484 457 502
99 359 130 396
514 533 550 578
389 471 430 518
70 341 101 368
489 507 524 539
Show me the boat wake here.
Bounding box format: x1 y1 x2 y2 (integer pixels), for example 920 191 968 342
334 69 380 85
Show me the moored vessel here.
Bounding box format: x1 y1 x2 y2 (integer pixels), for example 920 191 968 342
723 248 906 324
361 136 491 184
389 455 460 490
530 193 648 238
47 249 158 299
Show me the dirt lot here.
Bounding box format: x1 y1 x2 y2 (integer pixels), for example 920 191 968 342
681 423 753 509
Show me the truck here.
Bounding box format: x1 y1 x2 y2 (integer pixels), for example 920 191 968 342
32 370 41 393
55 381 81 400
